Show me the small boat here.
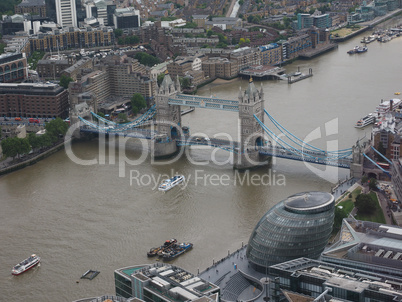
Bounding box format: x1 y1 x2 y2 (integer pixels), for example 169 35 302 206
158 175 185 192
395 92 400 95
355 113 375 128
12 254 40 275
347 46 359 54
356 46 368 53
147 238 177 257
162 242 193 261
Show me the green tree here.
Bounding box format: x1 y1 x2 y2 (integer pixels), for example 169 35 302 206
131 93 147 115
333 206 348 233
180 77 191 89
60 74 73 89
157 73 165 86
40 133 53 147
1 137 18 158
361 175 368 185
118 113 128 122
134 52 160 67
28 132 42 150
45 117 69 142
1 137 30 159
368 177 377 191
355 193 377 215
183 22 198 28
114 28 123 38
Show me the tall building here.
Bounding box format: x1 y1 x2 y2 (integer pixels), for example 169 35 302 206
55 0 77 27
113 7 140 30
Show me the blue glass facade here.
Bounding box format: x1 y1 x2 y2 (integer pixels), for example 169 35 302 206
246 192 335 271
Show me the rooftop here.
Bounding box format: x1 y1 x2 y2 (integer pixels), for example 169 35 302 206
17 0 45 7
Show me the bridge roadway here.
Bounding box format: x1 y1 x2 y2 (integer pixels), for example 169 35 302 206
168 94 239 112
79 126 352 168
177 137 352 168
80 125 155 139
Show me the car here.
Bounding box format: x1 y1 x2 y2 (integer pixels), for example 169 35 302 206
15 117 22 121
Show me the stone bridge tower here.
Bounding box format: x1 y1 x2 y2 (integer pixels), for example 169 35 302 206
152 71 181 158
350 140 364 178
234 78 269 170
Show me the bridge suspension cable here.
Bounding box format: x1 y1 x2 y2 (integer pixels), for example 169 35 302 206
264 109 352 155
90 112 118 126
363 153 391 177
255 114 329 160
82 105 156 132
255 114 352 161
371 146 393 165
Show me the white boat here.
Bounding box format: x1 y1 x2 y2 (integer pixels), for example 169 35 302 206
12 254 41 275
376 99 402 116
158 175 185 192
355 113 376 128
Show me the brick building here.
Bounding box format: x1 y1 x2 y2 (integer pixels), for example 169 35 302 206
37 55 75 79
0 53 28 83
28 26 115 52
0 82 69 118
202 57 238 79
15 0 46 17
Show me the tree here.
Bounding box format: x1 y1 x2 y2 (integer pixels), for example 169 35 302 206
134 52 160 67
333 206 347 233
1 137 18 158
1 137 30 159
355 193 377 215
40 133 53 147
60 74 73 89
28 133 42 150
368 177 377 191
157 73 165 86
118 113 128 122
180 77 191 89
114 28 123 38
361 175 368 185
131 93 147 115
45 118 69 142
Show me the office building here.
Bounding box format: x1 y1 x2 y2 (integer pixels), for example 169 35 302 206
55 0 77 27
113 8 140 30
114 263 220 300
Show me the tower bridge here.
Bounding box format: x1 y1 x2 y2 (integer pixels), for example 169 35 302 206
71 72 363 174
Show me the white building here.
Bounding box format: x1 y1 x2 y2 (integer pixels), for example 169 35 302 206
55 0 77 27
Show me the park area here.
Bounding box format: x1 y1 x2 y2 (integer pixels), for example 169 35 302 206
331 25 363 38
335 186 386 227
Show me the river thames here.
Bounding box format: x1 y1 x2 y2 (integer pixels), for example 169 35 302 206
2 19 402 301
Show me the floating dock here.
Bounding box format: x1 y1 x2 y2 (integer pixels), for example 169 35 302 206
288 68 313 84
239 65 286 80
81 270 100 280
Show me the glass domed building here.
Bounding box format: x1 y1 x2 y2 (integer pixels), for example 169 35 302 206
246 192 335 272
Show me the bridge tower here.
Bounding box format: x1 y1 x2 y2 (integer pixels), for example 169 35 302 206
350 140 364 178
234 78 269 170
152 71 181 158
